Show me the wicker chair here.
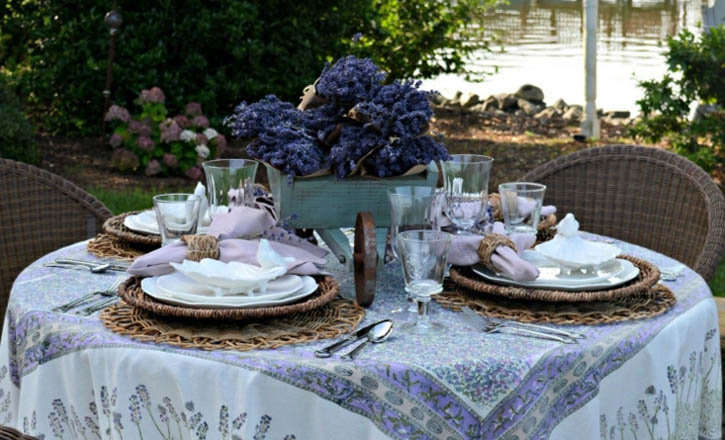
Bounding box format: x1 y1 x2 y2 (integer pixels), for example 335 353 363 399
0 158 112 325
521 144 725 282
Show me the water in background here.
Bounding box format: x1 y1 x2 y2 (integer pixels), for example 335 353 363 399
422 0 707 114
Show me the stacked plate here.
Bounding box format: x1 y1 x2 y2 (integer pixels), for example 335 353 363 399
124 209 217 235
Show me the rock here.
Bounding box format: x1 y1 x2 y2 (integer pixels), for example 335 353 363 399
459 92 480 108
514 109 527 117
494 110 508 117
517 99 544 116
469 103 486 113
694 104 720 121
534 107 560 119
605 110 631 119
481 97 498 112
515 84 545 104
428 93 445 106
553 98 567 111
563 105 583 121
453 91 462 101
597 108 604 117
495 93 518 111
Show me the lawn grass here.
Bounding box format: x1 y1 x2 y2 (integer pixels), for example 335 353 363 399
87 184 725 295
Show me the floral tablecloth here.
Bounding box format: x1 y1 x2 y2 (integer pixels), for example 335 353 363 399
0 234 720 440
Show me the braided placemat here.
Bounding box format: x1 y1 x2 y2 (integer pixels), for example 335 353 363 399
449 255 659 303
118 276 340 321
101 297 364 351
103 211 162 247
435 280 675 325
87 233 147 261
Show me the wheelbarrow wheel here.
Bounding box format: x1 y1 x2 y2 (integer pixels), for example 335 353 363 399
354 212 377 307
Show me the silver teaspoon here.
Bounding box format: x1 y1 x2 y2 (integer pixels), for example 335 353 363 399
341 321 393 361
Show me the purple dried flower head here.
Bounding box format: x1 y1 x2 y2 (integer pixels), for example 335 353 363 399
104 105 130 122
128 119 152 137
195 133 208 145
247 126 326 177
111 149 140 172
163 153 178 168
329 125 384 178
136 135 155 152
192 115 209 128
160 119 182 143
185 165 203 181
316 55 387 108
109 133 123 148
352 80 433 138
364 135 448 177
225 95 300 139
145 159 162 176
139 86 165 103
185 102 203 117
173 115 191 128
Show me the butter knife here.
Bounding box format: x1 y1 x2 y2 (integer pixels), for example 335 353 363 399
315 320 391 358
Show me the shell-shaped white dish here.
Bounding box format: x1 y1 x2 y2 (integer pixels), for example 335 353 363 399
534 234 621 270
169 258 287 295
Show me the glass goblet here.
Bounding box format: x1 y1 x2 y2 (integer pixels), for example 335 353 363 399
152 193 201 246
202 159 259 220
397 230 451 334
441 154 494 234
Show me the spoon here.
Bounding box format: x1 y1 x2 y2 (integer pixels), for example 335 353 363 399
44 262 112 273
341 320 393 361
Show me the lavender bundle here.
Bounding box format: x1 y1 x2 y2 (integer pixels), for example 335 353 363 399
225 56 449 179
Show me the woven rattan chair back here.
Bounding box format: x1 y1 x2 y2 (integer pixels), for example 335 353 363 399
0 158 111 325
521 145 725 282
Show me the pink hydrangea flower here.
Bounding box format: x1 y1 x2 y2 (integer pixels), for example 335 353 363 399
173 115 191 128
111 149 139 172
128 120 152 137
212 134 227 157
185 165 203 181
192 115 209 128
185 102 202 117
162 153 178 168
145 159 162 176
104 105 130 122
136 135 155 152
109 133 123 147
139 87 165 104
195 133 208 145
159 119 181 143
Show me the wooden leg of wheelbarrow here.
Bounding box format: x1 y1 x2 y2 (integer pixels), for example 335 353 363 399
354 212 377 307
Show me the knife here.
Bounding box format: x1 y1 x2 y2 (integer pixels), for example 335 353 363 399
315 320 390 358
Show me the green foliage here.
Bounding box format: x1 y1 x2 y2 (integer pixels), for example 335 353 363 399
87 186 190 215
0 77 38 164
1 0 494 136
712 259 725 296
631 26 725 171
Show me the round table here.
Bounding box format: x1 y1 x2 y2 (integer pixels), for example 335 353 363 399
0 235 720 439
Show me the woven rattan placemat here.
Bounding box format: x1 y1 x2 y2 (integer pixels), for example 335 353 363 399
450 255 659 303
119 276 340 321
103 211 162 247
435 279 676 325
101 297 365 351
87 233 147 261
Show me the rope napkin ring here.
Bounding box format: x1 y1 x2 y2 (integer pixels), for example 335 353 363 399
477 233 516 271
181 234 220 261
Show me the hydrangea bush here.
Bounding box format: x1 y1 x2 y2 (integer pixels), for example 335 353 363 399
105 87 227 178
226 56 448 179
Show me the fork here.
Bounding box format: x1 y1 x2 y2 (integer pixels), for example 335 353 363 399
54 277 124 313
460 307 579 343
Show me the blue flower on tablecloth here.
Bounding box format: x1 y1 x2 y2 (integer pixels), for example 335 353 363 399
219 405 229 436
129 394 142 423
232 412 247 430
196 420 209 439
254 414 271 440
113 411 123 431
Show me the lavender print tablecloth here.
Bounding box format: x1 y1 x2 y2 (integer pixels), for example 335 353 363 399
0 235 720 440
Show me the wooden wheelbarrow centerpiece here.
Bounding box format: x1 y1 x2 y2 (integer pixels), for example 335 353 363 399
226 56 449 306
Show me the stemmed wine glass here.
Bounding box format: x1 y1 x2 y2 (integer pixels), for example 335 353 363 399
441 154 494 234
397 230 451 334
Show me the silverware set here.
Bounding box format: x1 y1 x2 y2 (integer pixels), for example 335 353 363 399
43 258 129 273
52 277 125 315
460 307 584 344
315 320 393 360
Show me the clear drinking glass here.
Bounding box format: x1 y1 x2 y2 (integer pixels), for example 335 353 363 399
441 154 494 234
152 194 202 246
202 159 259 220
498 182 547 234
397 230 451 334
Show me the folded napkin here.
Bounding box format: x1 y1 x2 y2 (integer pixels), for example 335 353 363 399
448 222 539 281
128 205 328 277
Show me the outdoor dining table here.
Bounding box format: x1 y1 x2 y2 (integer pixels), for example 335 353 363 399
0 233 720 440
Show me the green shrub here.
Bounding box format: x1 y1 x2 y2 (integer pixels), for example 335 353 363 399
631 26 725 171
0 77 38 164
1 0 494 136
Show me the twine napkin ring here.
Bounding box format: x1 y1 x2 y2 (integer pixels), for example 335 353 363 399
181 234 220 261
477 233 516 272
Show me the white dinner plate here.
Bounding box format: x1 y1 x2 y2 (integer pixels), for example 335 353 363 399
141 275 318 308
123 210 209 235
472 251 639 291
156 272 304 298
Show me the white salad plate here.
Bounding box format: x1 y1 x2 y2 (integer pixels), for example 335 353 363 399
141 274 318 308
472 250 640 291
156 272 304 298
123 209 211 235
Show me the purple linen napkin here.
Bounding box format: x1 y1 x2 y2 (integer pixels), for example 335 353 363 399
128 239 327 277
207 206 277 240
447 222 539 281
